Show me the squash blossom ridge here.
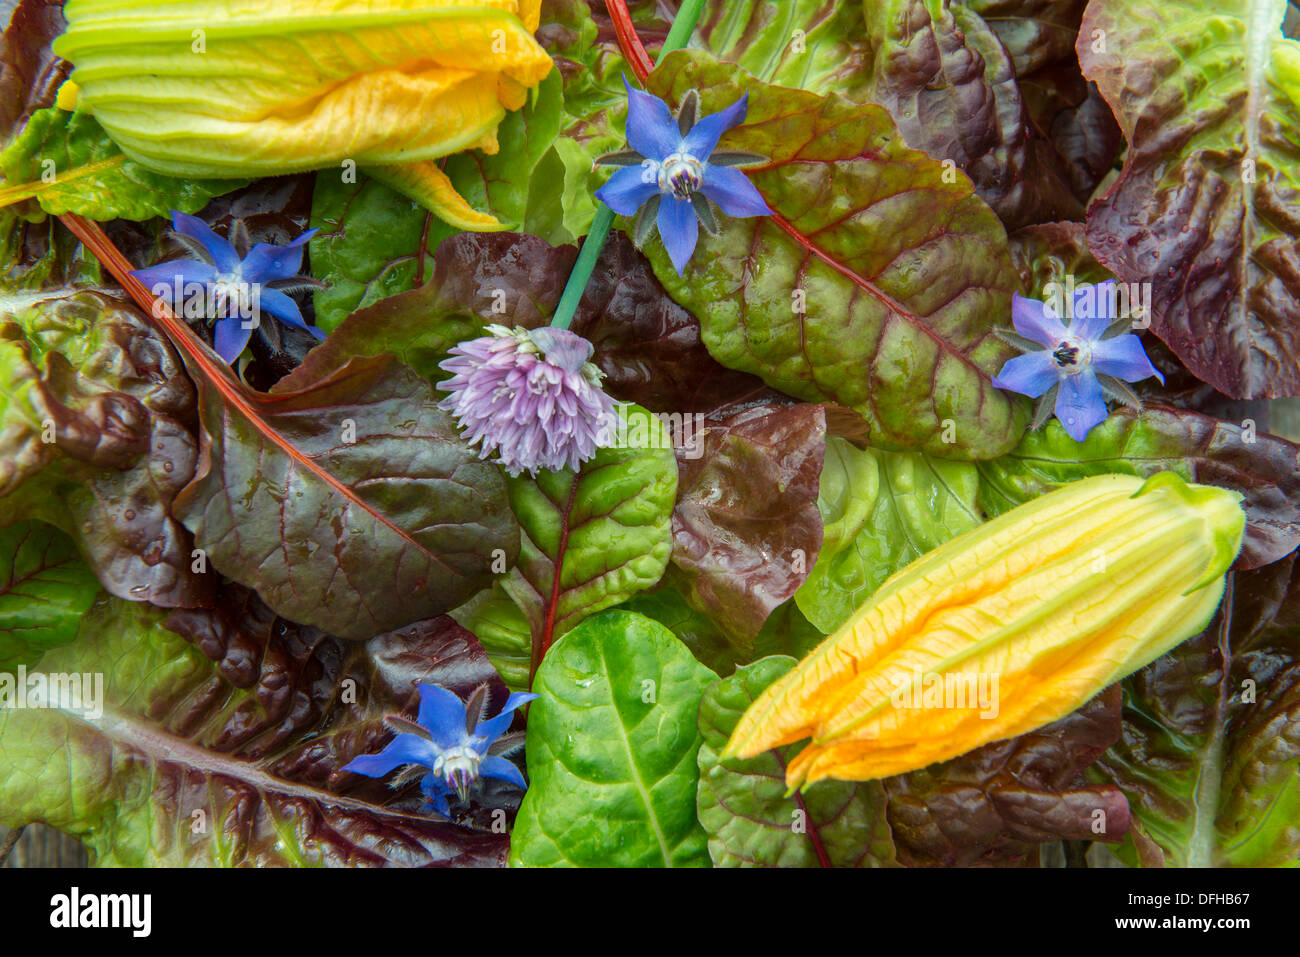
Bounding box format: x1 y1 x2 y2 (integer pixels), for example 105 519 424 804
52 1 553 222
723 472 1246 789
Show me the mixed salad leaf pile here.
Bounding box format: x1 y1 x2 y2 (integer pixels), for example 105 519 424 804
0 0 1298 868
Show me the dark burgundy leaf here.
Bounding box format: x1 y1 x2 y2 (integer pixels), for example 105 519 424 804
0 0 69 144
670 399 827 646
883 685 1131 866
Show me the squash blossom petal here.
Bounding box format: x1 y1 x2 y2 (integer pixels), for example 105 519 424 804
724 472 1246 789
52 0 553 220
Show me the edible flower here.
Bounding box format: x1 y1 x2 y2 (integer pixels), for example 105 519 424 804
343 682 536 818
130 211 325 364
992 280 1164 442
438 325 618 476
594 80 772 274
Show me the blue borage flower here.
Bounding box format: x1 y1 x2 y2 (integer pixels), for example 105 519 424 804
992 279 1164 442
342 682 536 818
130 210 326 364
594 79 772 274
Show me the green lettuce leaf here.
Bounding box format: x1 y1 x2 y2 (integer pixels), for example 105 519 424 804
796 437 982 633
509 610 715 867
642 50 1027 459
0 520 99 671
692 0 874 99
0 108 244 221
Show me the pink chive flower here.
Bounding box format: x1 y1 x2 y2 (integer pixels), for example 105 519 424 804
437 325 619 477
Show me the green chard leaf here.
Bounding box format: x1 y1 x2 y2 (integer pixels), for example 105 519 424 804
0 588 517 866
697 656 898 867
0 108 244 221
795 437 983 633
1079 0 1300 399
641 51 1027 459
509 610 715 867
0 520 99 671
502 404 677 668
308 70 564 331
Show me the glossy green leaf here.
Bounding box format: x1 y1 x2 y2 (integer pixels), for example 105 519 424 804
0 520 100 671
502 405 677 661
0 591 514 866
0 108 243 221
451 580 532 693
697 656 897 867
693 0 874 99
509 610 715 867
795 438 983 633
642 51 1026 459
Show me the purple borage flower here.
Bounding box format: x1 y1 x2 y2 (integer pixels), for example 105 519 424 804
342 682 537 818
992 279 1164 442
594 79 772 274
130 210 326 364
438 325 619 477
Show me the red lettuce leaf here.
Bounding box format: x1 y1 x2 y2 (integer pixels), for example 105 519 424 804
1092 559 1300 866
1079 0 1300 399
670 398 827 645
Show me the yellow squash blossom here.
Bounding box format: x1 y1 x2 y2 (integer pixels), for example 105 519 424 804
725 472 1246 788
52 0 553 227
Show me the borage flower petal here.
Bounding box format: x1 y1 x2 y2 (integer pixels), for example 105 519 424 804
993 282 1163 441
342 682 537 818
594 83 772 274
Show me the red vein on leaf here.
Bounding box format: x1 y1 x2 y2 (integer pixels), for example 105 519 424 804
57 212 437 558
773 748 831 867
602 17 993 383
529 474 581 689
604 0 654 83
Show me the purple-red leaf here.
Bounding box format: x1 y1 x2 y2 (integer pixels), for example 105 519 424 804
671 399 827 645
